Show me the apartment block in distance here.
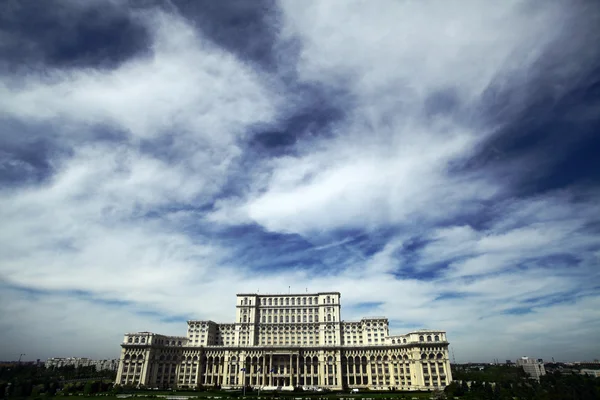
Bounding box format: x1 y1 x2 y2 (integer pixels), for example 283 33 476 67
516 357 546 380
116 292 452 391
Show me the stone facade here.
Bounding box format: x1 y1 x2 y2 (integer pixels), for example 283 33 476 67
116 292 452 391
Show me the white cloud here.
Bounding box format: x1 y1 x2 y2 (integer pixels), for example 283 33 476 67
0 0 599 364
0 9 276 145
212 0 598 236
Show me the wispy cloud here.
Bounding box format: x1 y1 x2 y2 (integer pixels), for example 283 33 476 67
0 0 599 362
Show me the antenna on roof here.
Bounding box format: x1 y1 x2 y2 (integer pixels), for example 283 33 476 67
289 286 291 294
452 347 456 365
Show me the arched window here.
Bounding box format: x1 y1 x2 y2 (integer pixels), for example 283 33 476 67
280 316 283 323
327 314 332 322
128 338 132 343
309 298 312 305
243 315 247 323
403 338 407 343
327 296 330 303
427 335 432 342
419 336 424 342
303 298 306 305
141 338 146 343
286 316 289 323
291 298 295 305
268 299 272 305
262 316 266 323
309 315 313 322
134 338 139 343
303 316 307 322
268 316 272 323
286 298 289 305
291 316 295 323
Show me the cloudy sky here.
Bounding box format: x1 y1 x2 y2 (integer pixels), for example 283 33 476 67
1 0 600 363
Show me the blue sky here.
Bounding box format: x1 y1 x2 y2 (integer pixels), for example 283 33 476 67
1 0 599 363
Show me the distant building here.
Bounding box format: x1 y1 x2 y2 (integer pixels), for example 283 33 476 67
580 369 600 378
516 357 545 380
45 357 118 371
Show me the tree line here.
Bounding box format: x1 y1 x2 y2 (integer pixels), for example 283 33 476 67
446 366 600 400
0 364 116 398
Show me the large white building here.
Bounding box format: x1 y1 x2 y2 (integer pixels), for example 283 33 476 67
116 292 452 391
516 357 546 380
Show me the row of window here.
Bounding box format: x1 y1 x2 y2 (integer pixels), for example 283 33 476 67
255 296 336 306
259 308 319 314
254 314 337 323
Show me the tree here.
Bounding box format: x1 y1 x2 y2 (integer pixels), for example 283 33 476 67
84 381 93 396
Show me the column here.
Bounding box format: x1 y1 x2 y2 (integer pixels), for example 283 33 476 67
445 358 453 383
335 354 342 388
262 355 266 386
366 358 372 388
115 350 126 385
296 354 300 387
345 358 350 387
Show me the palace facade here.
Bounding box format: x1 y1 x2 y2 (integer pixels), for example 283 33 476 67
116 292 452 391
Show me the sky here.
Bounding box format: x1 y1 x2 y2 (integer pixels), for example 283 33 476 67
1 0 599 364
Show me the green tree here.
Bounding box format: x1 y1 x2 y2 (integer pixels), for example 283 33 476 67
83 382 93 396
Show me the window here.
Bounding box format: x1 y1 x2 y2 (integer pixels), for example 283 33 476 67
309 298 312 305
286 298 289 305
268 299 272 305
303 298 306 305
